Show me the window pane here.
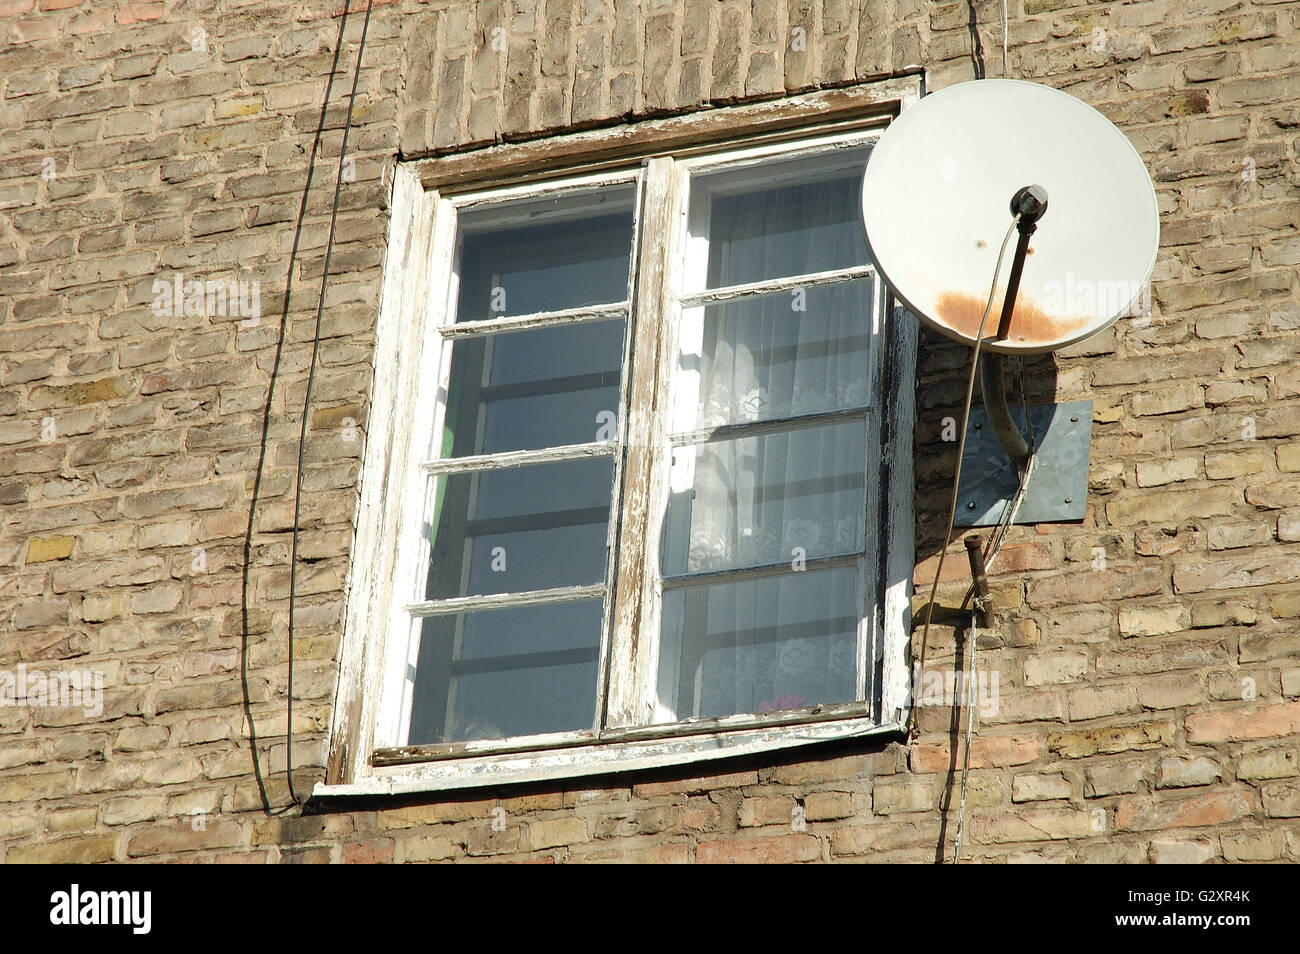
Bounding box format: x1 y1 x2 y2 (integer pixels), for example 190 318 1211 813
425 457 614 599
455 186 635 320
656 567 859 721
697 167 868 289
661 419 867 577
408 600 603 744
440 319 625 458
675 279 873 430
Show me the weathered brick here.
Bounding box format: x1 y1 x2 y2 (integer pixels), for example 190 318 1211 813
831 821 938 856
1085 762 1144 798
526 817 588 849
1186 701 1300 743
1237 747 1299 781
696 834 822 864
1027 567 1164 608
126 820 242 857
1222 830 1284 862
1048 721 1177 759
1118 603 1189 637
1148 838 1214 864
969 808 1094 844
1175 552 1300 594
803 791 853 821
1114 792 1251 832
1025 651 1088 686
873 779 936 815
1156 756 1222 789
102 793 167 826
1069 685 1138 721
395 832 462 863
1261 782 1300 818
1107 489 1236 527
26 534 74 563
1190 597 1256 628
6 834 117 864
1011 773 1072 803
910 735 1039 773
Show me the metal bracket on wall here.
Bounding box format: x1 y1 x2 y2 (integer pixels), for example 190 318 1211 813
955 399 1093 527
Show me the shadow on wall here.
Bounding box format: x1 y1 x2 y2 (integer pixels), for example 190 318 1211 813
910 323 1063 862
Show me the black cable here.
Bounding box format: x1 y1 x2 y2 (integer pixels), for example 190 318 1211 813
240 1 352 817
967 0 987 80
1017 355 1036 455
284 0 374 807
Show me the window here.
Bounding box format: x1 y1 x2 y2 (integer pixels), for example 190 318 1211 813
324 84 920 796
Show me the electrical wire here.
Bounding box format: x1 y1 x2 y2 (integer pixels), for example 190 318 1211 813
283 0 374 807
909 213 1021 740
952 610 979 861
1017 355 1036 455
952 359 1036 862
966 1 987 79
240 0 352 818
1001 0 1009 78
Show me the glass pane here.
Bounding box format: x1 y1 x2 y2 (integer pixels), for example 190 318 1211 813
455 185 635 320
675 279 873 430
425 457 614 600
408 600 603 744
441 319 625 458
698 166 868 289
656 567 859 722
661 419 867 577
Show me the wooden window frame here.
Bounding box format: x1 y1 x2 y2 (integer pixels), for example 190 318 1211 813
319 78 921 798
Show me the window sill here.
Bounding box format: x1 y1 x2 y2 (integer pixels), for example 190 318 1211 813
312 714 908 798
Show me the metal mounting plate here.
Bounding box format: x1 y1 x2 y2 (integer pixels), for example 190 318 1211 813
955 400 1093 527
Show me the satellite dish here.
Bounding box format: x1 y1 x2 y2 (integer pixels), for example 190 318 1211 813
862 79 1159 355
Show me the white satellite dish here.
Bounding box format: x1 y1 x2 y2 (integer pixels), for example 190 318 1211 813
862 79 1159 355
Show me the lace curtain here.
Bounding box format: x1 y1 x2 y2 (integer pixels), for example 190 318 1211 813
663 174 869 719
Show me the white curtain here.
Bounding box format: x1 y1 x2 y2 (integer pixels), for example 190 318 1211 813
663 177 870 719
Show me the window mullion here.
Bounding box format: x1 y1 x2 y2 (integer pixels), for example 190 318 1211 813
858 273 886 706
604 156 682 729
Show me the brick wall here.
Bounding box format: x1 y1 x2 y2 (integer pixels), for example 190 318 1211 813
1 0 1298 863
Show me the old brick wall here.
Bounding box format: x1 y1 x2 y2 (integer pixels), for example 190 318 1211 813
0 0 1297 863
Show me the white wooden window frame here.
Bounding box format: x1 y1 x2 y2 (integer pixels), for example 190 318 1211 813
319 81 920 798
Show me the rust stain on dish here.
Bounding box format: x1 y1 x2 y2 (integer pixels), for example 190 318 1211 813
933 290 1086 346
